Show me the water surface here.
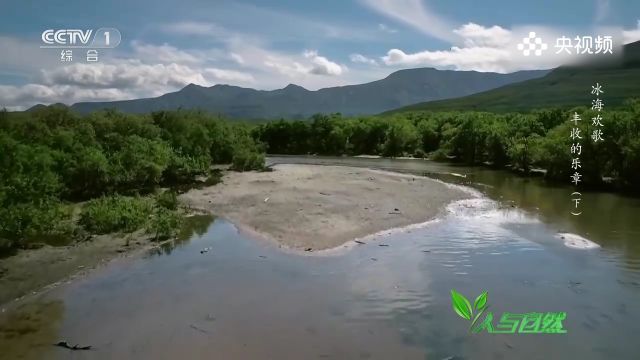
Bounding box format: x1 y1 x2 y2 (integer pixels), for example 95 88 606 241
2 157 639 359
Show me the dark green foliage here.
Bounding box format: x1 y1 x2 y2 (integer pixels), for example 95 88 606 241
254 101 640 189
382 117 418 157
79 195 153 234
147 207 183 241
156 191 179 210
0 201 73 250
0 108 265 250
231 148 266 171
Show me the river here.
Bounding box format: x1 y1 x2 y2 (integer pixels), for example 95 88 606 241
1 156 639 359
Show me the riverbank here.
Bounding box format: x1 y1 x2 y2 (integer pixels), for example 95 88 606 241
180 164 469 251
0 163 467 306
0 230 167 307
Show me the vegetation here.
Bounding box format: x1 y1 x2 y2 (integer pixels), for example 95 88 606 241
253 100 640 190
147 207 183 241
0 107 265 254
79 195 153 234
155 190 179 210
2 95 640 254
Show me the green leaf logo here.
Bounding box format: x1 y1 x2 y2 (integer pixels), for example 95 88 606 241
450 289 473 320
474 291 488 312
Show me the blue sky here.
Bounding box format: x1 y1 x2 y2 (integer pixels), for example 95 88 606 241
1 0 639 109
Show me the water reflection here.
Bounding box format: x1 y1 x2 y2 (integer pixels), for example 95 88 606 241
2 157 639 359
0 300 65 360
147 214 215 257
31 204 638 359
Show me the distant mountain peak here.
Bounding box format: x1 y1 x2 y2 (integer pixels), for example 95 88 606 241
282 83 308 91
182 83 204 90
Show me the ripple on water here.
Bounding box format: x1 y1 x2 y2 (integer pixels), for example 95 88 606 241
556 233 601 250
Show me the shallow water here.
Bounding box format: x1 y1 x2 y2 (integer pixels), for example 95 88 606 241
2 157 640 359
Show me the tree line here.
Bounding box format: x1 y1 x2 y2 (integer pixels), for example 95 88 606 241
253 100 640 189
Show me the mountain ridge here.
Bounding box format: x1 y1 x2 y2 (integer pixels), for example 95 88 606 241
65 67 550 119
387 41 640 113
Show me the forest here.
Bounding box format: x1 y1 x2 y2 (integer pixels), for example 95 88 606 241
254 100 640 189
0 107 265 254
2 100 640 254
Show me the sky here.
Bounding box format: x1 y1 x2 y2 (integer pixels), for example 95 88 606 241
1 0 639 109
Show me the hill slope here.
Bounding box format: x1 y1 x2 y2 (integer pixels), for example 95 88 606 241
389 41 640 113
67 68 548 119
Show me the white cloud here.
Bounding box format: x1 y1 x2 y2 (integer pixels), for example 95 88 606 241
39 61 212 90
0 84 131 110
162 21 228 37
381 23 588 73
205 68 254 82
350 53 379 66
453 23 512 48
223 37 378 89
360 0 457 42
230 52 245 64
623 20 640 44
264 59 310 77
131 41 201 64
0 56 257 109
382 47 512 72
303 50 346 76
259 48 347 78
0 36 60 75
378 23 398 34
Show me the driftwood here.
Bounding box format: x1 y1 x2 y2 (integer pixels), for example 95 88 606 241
190 324 209 334
55 341 92 350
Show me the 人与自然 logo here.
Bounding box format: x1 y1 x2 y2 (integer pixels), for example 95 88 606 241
450 289 567 334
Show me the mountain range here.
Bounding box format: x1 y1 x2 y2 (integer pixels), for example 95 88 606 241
389 40 640 113
66 68 549 119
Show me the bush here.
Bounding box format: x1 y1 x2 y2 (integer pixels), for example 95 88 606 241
231 148 265 171
79 195 152 234
430 148 450 162
147 207 182 241
203 169 222 186
156 190 178 210
163 153 210 184
0 201 74 247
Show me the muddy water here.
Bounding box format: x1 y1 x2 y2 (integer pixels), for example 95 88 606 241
1 157 640 359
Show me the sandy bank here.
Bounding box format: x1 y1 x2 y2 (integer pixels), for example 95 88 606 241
180 164 468 251
0 212 215 308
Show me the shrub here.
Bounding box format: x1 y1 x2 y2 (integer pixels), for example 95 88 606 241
147 207 182 241
413 148 426 159
231 148 265 171
79 195 152 234
430 148 449 162
163 153 210 184
0 201 74 247
156 190 178 210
